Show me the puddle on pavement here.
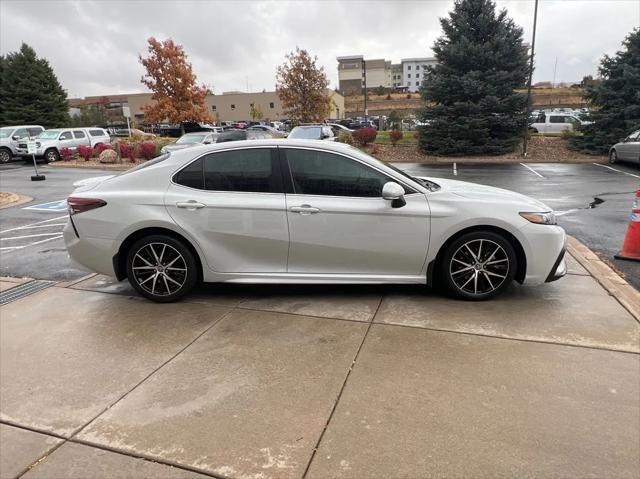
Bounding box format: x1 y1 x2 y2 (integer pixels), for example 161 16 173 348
588 197 604 209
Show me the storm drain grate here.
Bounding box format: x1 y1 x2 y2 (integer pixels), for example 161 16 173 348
0 280 55 306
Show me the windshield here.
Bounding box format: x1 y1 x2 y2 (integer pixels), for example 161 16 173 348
176 134 206 144
289 127 321 139
38 131 60 139
0 128 14 139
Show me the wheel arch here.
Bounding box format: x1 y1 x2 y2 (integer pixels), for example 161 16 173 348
114 227 204 282
427 225 527 286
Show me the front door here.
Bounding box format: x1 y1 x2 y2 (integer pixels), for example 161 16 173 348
281 147 430 275
165 147 289 273
618 130 640 162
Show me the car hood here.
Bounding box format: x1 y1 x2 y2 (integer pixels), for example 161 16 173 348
419 177 551 211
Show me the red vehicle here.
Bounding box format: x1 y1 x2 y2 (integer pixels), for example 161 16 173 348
232 122 247 129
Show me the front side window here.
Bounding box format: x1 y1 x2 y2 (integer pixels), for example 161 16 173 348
285 149 392 197
73 130 86 139
628 130 640 140
14 128 28 138
549 116 564 124
59 131 73 140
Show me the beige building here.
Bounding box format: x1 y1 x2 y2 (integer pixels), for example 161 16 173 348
337 56 393 96
69 89 345 123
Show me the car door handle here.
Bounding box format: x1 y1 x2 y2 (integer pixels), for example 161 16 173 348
176 201 206 210
290 205 320 214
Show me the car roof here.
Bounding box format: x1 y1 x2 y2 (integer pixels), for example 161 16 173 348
2 125 44 129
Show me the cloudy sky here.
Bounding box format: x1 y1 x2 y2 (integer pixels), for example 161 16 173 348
1 0 638 98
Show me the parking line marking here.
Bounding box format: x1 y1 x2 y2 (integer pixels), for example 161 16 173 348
520 163 545 178
592 162 640 179
0 223 66 234
0 215 67 234
0 235 63 251
453 162 457 176
1 232 64 241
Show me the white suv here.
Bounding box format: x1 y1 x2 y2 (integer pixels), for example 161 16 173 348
0 125 44 163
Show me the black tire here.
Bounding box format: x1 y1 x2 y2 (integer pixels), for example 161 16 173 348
439 230 517 300
126 234 198 303
0 148 11 163
609 149 617 164
44 148 59 163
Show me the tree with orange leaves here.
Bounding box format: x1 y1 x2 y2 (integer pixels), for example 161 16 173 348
276 47 331 123
139 38 212 134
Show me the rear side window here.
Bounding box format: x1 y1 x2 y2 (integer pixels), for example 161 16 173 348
73 131 86 139
204 149 280 193
28 127 43 137
173 148 281 193
89 129 105 136
549 116 564 123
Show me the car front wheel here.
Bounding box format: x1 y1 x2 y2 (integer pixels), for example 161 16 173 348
126 235 198 302
440 231 517 300
0 148 11 163
44 148 59 163
609 149 617 164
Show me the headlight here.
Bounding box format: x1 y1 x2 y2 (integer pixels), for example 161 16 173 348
519 211 557 225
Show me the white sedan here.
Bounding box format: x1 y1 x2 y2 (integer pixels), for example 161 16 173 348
64 140 566 302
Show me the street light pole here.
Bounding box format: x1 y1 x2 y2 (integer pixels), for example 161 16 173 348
363 59 368 123
522 0 539 156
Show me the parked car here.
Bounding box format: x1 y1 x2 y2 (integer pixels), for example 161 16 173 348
326 123 354 136
529 113 585 135
86 128 111 147
17 128 92 162
609 129 640 165
247 124 286 138
160 132 217 154
288 125 336 141
0 125 44 163
110 128 156 139
64 139 566 303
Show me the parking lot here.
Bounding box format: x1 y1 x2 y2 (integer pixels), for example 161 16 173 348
1 160 639 479
1 160 639 290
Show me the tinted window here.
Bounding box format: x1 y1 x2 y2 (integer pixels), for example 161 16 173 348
73 131 86 138
14 128 28 138
89 129 105 136
202 148 280 193
285 149 392 197
174 158 204 189
549 116 564 123
28 127 43 137
59 131 73 140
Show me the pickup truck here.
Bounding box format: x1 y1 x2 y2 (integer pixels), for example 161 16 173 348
17 128 110 162
0 125 44 162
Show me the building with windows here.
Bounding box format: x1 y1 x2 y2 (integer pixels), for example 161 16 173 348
69 89 344 124
337 56 438 95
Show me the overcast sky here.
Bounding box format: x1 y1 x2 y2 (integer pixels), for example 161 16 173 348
1 0 638 98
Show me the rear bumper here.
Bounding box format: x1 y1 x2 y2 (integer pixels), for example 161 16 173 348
63 221 119 276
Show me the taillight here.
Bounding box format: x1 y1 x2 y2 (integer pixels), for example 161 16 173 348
67 197 107 215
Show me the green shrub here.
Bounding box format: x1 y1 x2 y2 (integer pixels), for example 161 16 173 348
337 131 354 145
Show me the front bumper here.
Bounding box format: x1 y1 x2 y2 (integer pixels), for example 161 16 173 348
545 247 567 282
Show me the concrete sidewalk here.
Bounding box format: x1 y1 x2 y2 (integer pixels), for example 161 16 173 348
1 246 638 479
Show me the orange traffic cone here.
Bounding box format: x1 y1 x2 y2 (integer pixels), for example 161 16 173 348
615 189 640 262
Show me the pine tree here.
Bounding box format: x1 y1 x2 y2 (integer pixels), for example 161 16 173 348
0 43 70 127
569 29 640 155
418 0 529 156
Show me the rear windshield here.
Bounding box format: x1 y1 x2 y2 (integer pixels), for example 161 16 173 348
176 134 206 144
289 127 321 139
118 154 171 176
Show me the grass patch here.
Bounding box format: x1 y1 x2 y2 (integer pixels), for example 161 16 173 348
374 130 418 145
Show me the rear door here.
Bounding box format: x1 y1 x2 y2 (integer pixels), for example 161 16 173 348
165 147 289 273
281 146 430 275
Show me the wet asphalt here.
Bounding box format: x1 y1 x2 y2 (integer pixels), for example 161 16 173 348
1 159 639 290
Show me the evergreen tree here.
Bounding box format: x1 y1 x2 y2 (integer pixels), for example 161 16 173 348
0 43 70 127
569 29 640 155
418 0 529 156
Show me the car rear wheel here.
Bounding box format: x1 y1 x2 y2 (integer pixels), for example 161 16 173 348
0 148 11 163
440 231 516 300
609 149 617 164
126 235 198 303
44 148 59 163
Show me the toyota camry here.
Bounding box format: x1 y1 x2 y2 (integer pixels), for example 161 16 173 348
64 140 566 302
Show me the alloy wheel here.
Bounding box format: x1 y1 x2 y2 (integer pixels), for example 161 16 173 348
46 150 58 162
131 242 188 297
449 239 510 296
609 150 617 164
0 150 10 163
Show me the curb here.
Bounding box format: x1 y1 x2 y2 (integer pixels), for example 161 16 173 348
567 235 640 323
0 193 33 210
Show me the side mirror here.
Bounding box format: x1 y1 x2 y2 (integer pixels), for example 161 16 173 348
203 140 211 144
382 181 406 208
12 135 19 140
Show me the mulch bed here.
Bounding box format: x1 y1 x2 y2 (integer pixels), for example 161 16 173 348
48 159 144 171
369 136 607 163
